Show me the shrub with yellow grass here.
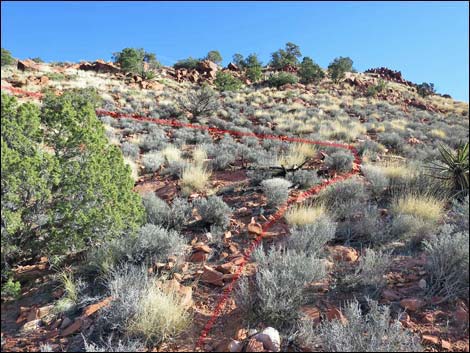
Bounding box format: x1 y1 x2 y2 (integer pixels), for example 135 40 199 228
285 204 328 226
180 163 211 195
192 146 207 165
127 282 191 345
278 143 317 168
392 194 445 223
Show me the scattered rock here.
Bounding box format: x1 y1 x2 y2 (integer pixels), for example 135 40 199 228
228 340 243 352
400 298 425 312
61 318 82 337
20 319 41 333
38 305 54 319
328 245 359 262
253 327 281 352
299 306 321 325
441 339 452 351
60 317 72 330
227 62 239 71
200 265 225 287
245 338 265 352
190 251 208 263
17 59 40 72
422 334 439 346
247 217 263 236
82 297 112 317
382 288 401 301
326 307 347 324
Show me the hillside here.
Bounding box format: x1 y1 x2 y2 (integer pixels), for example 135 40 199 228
1 56 469 353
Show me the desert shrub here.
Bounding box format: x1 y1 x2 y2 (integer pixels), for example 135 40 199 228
112 48 159 78
121 141 140 159
266 72 298 88
299 299 422 352
378 132 403 152
194 196 232 227
357 140 387 157
2 91 144 260
180 163 211 195
362 165 389 198
237 246 326 328
161 159 189 178
423 224 469 301
139 129 168 151
177 85 219 120
327 56 354 83
324 150 355 172
317 177 367 219
84 338 145 352
127 281 191 345
214 71 243 91
346 249 392 293
416 82 435 97
336 205 386 244
1 277 21 300
288 217 336 257
173 57 200 70
366 79 387 97
142 193 170 226
451 196 469 232
1 48 15 66
427 142 469 198
205 50 222 64
142 152 164 173
298 57 325 84
261 178 292 208
270 42 302 70
88 224 186 274
287 169 321 188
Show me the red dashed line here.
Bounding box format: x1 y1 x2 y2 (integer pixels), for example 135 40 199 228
1 84 362 351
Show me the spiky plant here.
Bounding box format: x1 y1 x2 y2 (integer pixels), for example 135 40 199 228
428 142 469 198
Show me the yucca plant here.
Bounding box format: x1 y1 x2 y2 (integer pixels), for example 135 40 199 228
428 142 469 198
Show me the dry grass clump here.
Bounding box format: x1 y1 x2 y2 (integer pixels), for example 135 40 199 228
430 128 447 139
127 282 191 345
160 145 181 163
192 146 207 165
180 163 211 195
123 157 139 181
278 143 317 168
392 194 445 223
285 204 327 226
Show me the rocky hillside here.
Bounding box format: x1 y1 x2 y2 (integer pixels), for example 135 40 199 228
1 56 469 353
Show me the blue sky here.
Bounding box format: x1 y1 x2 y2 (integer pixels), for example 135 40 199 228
2 1 469 101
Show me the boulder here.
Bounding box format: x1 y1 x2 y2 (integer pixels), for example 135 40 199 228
201 265 225 287
227 62 239 71
400 298 425 312
253 327 281 352
17 59 40 72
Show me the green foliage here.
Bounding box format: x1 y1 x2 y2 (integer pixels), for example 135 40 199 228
1 48 15 66
270 42 302 70
232 53 245 68
366 79 387 97
31 57 44 63
112 48 159 78
328 56 354 83
1 277 21 300
244 54 263 82
173 57 200 70
205 50 222 64
214 71 243 91
428 141 469 198
298 57 325 84
177 85 219 119
1 91 144 263
266 72 299 88
416 82 435 97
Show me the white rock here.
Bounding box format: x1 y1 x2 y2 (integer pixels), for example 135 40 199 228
418 278 427 289
254 327 281 352
228 340 243 352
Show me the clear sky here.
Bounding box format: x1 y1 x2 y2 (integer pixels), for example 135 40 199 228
2 1 469 101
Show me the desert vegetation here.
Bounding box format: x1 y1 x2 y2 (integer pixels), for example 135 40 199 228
1 41 468 353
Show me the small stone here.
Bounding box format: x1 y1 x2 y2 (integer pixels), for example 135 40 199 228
246 338 264 352
200 265 224 287
190 251 208 263
328 245 359 262
326 307 347 324
254 327 281 352
60 317 72 330
382 289 401 301
418 278 427 289
299 306 321 325
228 340 243 352
422 335 439 346
441 339 452 351
20 319 41 333
400 298 425 312
61 318 82 337
82 297 112 317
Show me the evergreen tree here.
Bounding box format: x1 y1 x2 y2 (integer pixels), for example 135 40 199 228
298 57 325 84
